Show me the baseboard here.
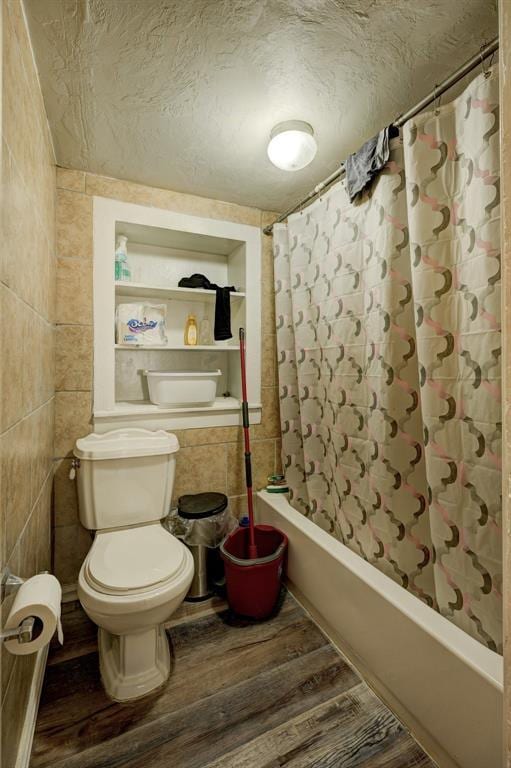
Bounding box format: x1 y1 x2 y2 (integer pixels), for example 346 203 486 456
14 645 49 768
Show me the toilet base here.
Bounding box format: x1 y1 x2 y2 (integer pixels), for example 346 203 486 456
98 625 171 701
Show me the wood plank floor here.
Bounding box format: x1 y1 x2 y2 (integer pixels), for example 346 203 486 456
30 592 436 768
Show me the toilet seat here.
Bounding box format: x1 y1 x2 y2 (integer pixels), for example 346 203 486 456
84 525 187 596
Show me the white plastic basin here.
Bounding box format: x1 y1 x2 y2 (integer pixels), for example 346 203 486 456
144 370 221 407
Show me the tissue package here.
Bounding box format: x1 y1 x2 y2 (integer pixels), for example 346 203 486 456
116 303 168 346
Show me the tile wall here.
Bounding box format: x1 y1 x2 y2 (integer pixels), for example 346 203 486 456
0 2 56 765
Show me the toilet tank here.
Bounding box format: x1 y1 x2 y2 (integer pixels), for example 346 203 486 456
74 429 179 530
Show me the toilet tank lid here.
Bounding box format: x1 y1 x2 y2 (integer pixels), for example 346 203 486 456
74 428 179 460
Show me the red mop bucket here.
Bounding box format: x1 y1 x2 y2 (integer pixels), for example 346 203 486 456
220 524 288 619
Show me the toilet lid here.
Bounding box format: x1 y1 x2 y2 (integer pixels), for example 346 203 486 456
85 525 186 595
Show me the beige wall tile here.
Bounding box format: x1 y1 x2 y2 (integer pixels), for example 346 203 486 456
55 325 93 391
252 386 280 440
29 221 52 319
56 258 92 325
1 140 55 319
228 495 247 520
1 416 32 564
261 227 276 335
2 2 52 219
85 173 262 226
85 173 165 207
46 241 57 325
261 211 279 229
262 280 276 336
22 309 40 414
262 334 277 386
226 438 276 496
56 167 86 193
179 426 241 447
24 314 55 413
38 160 57 258
53 459 79 527
36 474 53 573
29 400 54 509
55 391 92 458
41 321 56 403
1 143 40 309
1 286 25 430
17 499 40 580
56 189 93 259
39 234 53 319
172 444 228 503
1 1 56 755
53 524 92 585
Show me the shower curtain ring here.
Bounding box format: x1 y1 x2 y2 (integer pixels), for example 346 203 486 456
434 85 441 115
480 43 491 78
312 182 323 204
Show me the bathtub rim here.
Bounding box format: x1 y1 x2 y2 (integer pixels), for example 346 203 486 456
256 490 503 691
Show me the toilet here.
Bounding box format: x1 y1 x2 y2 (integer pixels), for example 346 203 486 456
74 428 194 702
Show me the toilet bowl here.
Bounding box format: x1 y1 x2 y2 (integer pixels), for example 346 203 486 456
74 428 194 701
78 524 194 701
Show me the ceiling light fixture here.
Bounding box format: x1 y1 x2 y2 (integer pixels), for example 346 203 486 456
267 120 317 172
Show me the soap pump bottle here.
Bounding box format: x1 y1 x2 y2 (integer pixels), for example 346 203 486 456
184 314 198 345
115 235 131 282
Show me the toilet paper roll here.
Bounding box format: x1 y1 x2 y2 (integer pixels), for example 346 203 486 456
4 574 63 656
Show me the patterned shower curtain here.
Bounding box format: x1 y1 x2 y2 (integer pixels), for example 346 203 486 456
273 70 501 652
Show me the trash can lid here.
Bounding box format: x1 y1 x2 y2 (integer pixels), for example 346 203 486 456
177 492 228 519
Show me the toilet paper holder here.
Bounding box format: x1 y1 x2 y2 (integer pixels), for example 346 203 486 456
0 616 35 645
1 569 36 644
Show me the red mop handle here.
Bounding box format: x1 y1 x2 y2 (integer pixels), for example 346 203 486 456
239 328 257 557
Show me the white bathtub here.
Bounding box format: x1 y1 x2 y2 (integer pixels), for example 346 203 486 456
256 490 503 768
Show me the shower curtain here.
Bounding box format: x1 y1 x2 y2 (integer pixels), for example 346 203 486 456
274 69 501 652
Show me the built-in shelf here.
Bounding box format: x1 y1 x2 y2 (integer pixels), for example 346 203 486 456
93 197 261 430
98 397 255 416
93 397 262 433
115 281 246 302
115 344 240 351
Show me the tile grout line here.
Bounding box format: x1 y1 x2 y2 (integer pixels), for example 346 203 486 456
2 136 55 248
1 280 56 329
4 467 54 580
19 0 57 164
1 395 55 439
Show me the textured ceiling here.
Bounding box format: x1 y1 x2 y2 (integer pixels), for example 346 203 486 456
25 0 498 212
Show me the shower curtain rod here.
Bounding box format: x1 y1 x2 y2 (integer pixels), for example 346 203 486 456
263 36 499 236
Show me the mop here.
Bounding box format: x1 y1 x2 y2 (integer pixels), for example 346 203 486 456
219 328 288 619
239 327 258 559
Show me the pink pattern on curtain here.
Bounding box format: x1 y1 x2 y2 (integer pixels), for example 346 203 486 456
273 69 501 652
404 70 501 650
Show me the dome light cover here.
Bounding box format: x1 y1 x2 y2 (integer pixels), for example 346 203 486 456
267 120 317 171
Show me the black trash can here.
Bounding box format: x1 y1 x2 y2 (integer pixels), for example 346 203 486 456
177 492 229 601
